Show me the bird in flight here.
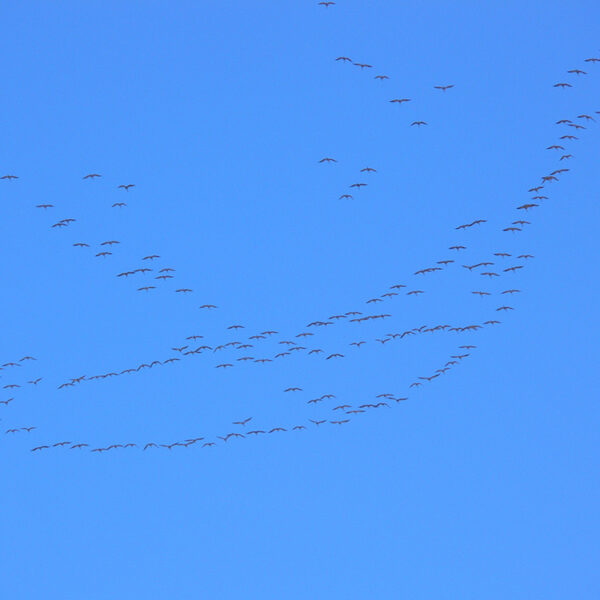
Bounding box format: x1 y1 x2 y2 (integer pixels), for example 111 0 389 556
354 63 372 69
36 204 54 209
553 82 572 88
112 202 127 208
73 242 89 248
567 69 586 75
411 121 427 126
318 1 335 7
233 417 252 426
1 174 18 180
434 84 454 91
335 56 351 62
83 173 101 179
118 184 135 191
374 75 389 80
319 157 337 163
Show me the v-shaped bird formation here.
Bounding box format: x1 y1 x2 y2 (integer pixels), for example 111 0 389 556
1 4 599 455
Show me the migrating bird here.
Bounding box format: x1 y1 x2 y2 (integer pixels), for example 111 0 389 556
411 121 428 126
319 157 337 163
118 184 135 191
434 84 454 91
374 75 389 80
390 98 411 104
83 173 101 179
1 174 18 180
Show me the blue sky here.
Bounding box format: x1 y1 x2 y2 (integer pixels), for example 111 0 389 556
1 1 599 598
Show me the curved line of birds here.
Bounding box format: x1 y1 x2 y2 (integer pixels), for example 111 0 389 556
1 51 599 452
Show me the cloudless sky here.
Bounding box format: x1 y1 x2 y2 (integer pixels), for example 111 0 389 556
1 1 599 598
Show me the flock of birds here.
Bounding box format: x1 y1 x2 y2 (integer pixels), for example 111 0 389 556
2 9 598 454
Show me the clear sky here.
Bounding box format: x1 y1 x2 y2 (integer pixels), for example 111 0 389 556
1 1 599 598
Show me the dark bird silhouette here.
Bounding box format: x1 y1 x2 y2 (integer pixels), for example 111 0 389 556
335 57 351 62
83 173 101 179
434 84 454 91
411 121 427 126
36 204 54 209
319 157 337 163
553 82 572 88
374 75 389 80
390 98 411 104
1 174 18 180
118 184 135 191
